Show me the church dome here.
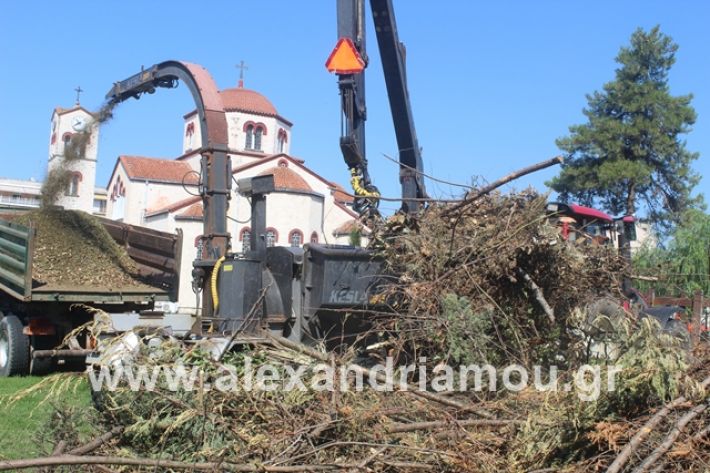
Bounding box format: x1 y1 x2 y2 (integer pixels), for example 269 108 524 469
258 165 312 193
220 87 278 117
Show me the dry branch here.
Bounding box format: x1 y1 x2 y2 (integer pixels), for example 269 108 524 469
444 155 563 215
516 268 555 323
266 332 496 418
387 418 522 433
606 375 710 473
67 427 123 456
50 440 67 456
631 403 707 473
0 455 364 472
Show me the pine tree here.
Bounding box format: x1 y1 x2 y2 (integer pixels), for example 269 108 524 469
548 26 699 229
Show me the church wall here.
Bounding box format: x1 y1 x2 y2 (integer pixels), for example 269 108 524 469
264 192 323 245
322 200 358 245
106 166 129 222
225 111 281 156
174 218 203 314
143 213 202 315
140 182 196 218
182 114 201 155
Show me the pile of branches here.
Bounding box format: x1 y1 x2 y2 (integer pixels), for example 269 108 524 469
370 190 626 367
3 187 709 472
3 326 707 472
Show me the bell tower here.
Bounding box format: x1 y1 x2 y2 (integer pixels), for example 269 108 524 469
47 91 98 212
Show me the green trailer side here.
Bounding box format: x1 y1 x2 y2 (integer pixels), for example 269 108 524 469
0 215 182 376
0 217 181 304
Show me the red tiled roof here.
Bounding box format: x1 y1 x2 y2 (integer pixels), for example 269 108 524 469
53 105 96 118
145 154 358 218
329 182 354 204
258 166 312 192
176 202 203 219
220 87 278 116
146 195 201 217
120 156 198 185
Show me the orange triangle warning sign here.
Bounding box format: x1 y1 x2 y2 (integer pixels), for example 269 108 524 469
325 38 365 74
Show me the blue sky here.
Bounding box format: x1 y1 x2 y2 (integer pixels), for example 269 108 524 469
1 1 708 216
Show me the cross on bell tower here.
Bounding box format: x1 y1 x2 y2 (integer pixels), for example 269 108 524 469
236 60 248 88
74 86 83 105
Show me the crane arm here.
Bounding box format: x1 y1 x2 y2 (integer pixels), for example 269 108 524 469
330 0 427 216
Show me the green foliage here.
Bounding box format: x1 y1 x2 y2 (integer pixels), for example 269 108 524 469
442 293 495 365
633 208 710 295
511 316 693 469
548 26 699 229
348 229 362 247
601 317 691 413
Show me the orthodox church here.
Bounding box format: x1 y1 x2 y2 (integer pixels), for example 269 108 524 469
98 78 364 313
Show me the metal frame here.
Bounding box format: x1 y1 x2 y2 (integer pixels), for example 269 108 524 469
106 60 231 316
334 0 427 214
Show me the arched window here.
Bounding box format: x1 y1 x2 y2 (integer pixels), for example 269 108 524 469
277 129 288 153
289 229 303 247
245 124 254 150
244 122 267 151
265 228 278 247
310 232 319 244
62 132 73 152
66 172 81 197
240 227 252 253
254 127 263 151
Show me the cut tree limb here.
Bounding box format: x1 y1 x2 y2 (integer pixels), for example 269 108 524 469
444 156 564 215
516 268 555 323
50 440 67 456
606 375 710 473
632 403 707 473
67 427 123 456
0 455 367 472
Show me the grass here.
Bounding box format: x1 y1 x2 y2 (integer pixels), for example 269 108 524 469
0 374 93 460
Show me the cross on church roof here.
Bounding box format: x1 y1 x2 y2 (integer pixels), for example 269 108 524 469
74 86 83 105
236 60 248 88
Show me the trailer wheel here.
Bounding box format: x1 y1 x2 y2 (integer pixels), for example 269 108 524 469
0 314 30 377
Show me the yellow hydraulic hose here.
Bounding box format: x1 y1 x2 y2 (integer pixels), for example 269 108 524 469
350 168 380 198
211 255 226 312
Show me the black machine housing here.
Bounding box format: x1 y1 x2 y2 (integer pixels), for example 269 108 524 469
208 175 384 346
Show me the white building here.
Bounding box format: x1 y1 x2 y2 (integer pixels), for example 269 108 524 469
103 81 366 313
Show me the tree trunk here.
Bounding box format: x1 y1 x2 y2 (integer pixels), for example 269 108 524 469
626 180 636 216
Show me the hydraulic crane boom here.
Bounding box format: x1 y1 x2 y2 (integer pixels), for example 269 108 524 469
331 0 427 215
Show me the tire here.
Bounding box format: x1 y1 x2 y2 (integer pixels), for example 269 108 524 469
583 297 628 361
0 314 30 377
664 320 692 351
584 297 627 337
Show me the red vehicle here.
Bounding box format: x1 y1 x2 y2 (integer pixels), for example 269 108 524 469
546 202 691 347
546 202 616 245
